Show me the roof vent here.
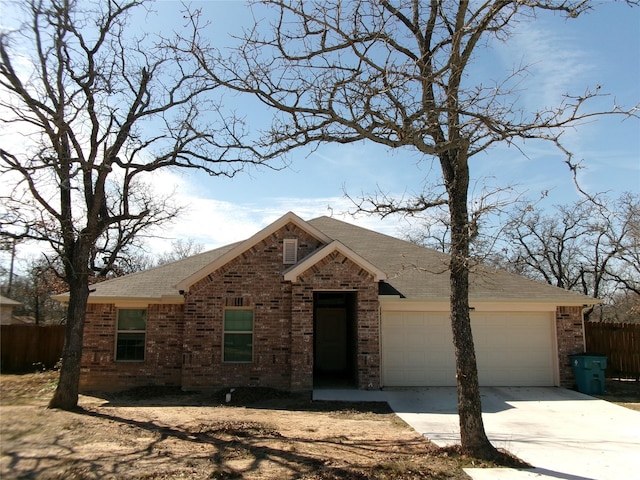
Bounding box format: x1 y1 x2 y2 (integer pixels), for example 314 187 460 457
283 238 298 264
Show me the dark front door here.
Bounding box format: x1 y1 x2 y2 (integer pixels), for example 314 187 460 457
315 307 348 372
313 292 356 387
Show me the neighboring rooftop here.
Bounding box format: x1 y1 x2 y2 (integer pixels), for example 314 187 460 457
0 294 24 325
0 295 22 306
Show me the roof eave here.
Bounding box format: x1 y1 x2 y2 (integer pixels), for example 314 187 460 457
51 294 184 305
379 296 601 309
284 240 387 282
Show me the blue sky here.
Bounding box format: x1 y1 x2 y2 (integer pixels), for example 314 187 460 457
2 0 639 270
141 1 639 253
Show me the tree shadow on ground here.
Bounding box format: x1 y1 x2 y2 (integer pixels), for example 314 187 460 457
60 406 437 479
0 378 521 479
2 406 411 479
79 387 528 469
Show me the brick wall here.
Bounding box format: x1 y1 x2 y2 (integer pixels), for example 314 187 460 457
80 303 183 391
181 223 326 391
79 221 383 393
292 250 380 390
555 305 585 388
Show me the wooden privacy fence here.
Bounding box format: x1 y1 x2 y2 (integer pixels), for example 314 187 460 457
585 322 640 380
1 325 65 372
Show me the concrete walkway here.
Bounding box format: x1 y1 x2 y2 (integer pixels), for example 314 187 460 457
313 387 640 480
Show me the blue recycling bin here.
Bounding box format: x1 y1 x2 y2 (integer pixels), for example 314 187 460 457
569 354 607 395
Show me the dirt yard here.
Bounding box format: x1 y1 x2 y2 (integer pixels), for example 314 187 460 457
1 371 475 479
3 372 637 479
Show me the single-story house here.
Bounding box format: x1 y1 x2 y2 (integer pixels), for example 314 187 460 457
0 295 23 325
56 212 594 392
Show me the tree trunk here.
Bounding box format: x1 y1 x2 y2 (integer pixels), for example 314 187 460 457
445 152 498 459
48 256 90 410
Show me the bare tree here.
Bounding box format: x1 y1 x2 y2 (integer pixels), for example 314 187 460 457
498 193 640 321
611 193 640 299
0 0 271 409
400 180 518 261
187 0 639 458
3 256 68 325
111 238 206 274
156 238 205 265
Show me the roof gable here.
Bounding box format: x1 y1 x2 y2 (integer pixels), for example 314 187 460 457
176 211 332 292
284 240 387 282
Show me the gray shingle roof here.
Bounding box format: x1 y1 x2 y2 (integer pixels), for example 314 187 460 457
75 214 595 305
307 216 595 304
78 242 240 302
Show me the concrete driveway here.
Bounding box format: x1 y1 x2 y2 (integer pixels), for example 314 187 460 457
313 387 640 480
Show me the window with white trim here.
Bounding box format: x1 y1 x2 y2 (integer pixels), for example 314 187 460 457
223 308 254 362
283 238 298 264
115 308 146 361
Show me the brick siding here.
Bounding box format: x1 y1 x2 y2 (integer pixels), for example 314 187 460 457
80 303 183 391
81 222 377 393
181 223 331 391
291 250 380 390
555 305 586 388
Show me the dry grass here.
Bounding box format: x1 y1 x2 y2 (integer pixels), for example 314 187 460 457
6 371 633 479
1 371 471 479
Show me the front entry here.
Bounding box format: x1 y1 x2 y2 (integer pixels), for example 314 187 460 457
313 292 357 387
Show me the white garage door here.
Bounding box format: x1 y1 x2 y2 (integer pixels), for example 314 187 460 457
381 311 556 387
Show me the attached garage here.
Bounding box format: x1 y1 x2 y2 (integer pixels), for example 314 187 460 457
381 309 557 387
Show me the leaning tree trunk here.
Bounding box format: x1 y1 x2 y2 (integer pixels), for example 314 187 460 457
48 250 90 410
445 150 498 459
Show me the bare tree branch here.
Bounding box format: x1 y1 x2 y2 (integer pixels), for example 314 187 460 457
0 0 278 410
496 193 640 319
185 0 639 459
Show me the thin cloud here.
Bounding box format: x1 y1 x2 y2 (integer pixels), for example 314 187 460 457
502 24 591 110
142 170 409 256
